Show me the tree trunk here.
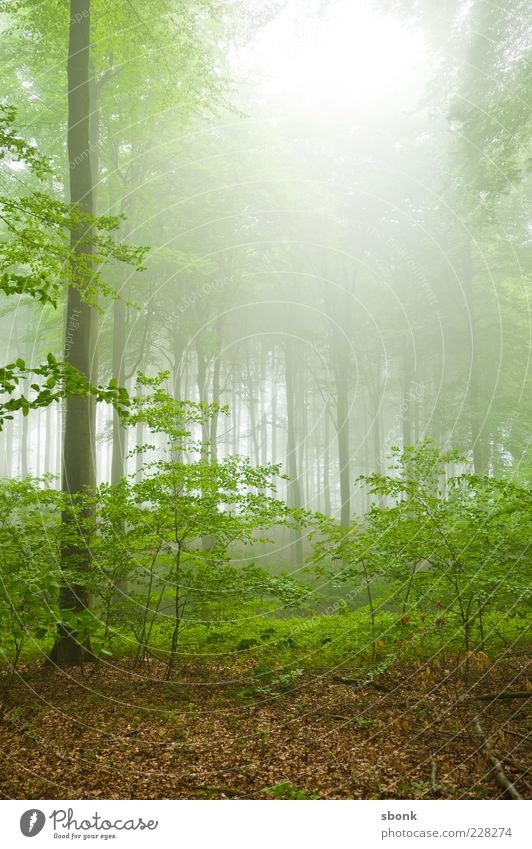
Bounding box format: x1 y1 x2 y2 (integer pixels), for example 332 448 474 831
111 294 127 484
44 403 53 476
271 348 277 464
232 386 240 455
209 317 222 463
135 384 144 481
196 343 209 459
1 419 13 478
49 0 96 667
462 241 488 473
323 409 332 516
401 337 413 448
284 340 303 566
328 267 354 528
20 378 29 477
336 364 350 528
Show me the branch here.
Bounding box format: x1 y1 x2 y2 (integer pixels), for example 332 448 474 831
474 719 523 800
469 691 531 702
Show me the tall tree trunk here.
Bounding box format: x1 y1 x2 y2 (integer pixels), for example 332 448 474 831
209 316 222 463
335 362 350 529
111 294 127 484
271 349 277 464
323 408 331 516
232 386 240 455
297 365 307 506
1 419 13 478
135 384 145 482
284 340 303 566
259 341 268 465
246 356 259 465
463 241 488 473
196 343 209 459
20 378 29 477
44 403 53 476
49 0 96 666
328 267 355 529
110 295 128 598
36 410 42 476
401 336 413 448
197 342 213 550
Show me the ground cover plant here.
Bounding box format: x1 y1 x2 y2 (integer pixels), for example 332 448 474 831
0 0 530 803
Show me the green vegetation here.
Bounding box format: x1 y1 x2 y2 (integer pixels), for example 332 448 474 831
0 0 529 802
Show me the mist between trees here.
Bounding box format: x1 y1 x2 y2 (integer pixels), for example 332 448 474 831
0 0 530 802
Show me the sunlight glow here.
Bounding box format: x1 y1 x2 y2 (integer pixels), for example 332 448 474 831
246 0 428 114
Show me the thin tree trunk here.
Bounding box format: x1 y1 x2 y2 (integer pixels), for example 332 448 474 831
111 294 127 484
36 409 42 476
5 418 13 478
271 348 277 464
134 382 145 480
209 317 222 463
401 337 413 448
44 403 52 476
336 366 350 528
463 241 488 473
284 340 303 566
20 379 29 477
328 268 354 528
196 344 209 459
323 409 331 515
232 386 239 455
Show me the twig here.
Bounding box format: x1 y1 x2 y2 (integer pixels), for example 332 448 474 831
501 754 530 775
431 757 439 793
500 755 532 794
429 727 469 739
332 675 391 693
503 728 530 742
469 691 531 702
474 719 523 800
187 784 242 797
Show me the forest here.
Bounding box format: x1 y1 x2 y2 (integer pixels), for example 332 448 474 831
0 0 530 802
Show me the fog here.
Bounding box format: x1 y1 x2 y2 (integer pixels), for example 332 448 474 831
0 0 531 803
1 0 530 518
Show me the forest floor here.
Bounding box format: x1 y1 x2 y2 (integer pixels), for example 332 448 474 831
0 651 530 800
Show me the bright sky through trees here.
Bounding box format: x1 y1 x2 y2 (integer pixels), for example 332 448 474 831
243 0 429 113
0 0 530 806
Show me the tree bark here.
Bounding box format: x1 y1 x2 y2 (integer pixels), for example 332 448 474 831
284 339 303 566
336 363 350 528
209 316 223 463
196 343 209 459
20 378 29 477
111 293 127 485
462 241 488 473
49 0 96 666
323 409 331 516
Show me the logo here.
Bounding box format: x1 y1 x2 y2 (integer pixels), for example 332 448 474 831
20 809 46 837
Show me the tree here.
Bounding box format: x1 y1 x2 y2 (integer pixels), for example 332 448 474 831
317 440 531 669
92 374 310 678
